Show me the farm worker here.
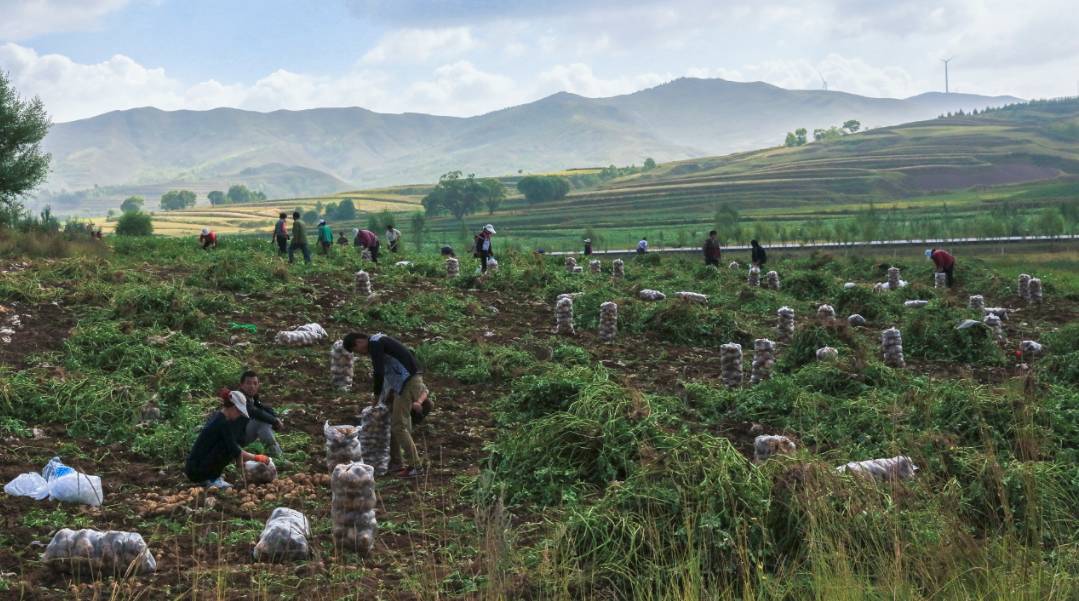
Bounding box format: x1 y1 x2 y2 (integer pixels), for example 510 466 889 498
355 228 381 263
750 239 767 266
927 248 956 287
440 245 455 258
386 224 402 253
337 231 349 246
703 230 721 266
233 370 284 458
199 228 217 250
583 238 593 255
636 237 648 254
184 390 270 490
475 224 495 273
343 332 432 478
316 220 333 255
272 212 289 256
288 211 311 264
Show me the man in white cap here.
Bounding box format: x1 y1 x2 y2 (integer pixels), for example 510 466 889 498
184 389 270 489
475 223 496 272
199 228 217 250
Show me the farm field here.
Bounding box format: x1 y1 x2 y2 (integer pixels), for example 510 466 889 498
1 238 1077 600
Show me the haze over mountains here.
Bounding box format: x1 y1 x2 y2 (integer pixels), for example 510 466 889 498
38 77 1019 213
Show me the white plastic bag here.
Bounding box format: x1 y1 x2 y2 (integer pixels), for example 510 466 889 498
4 472 49 500
49 473 104 506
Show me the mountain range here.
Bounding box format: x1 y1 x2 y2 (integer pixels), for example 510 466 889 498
36 78 1020 214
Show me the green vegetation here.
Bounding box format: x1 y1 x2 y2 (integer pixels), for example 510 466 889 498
115 210 153 236
159 189 196 211
0 71 51 226
516 175 571 204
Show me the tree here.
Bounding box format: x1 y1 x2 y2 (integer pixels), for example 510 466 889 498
410 211 426 250
335 198 357 220
302 210 320 225
0 71 52 221
516 175 570 204
422 171 482 222
643 157 657 170
227 184 254 204
207 191 226 206
120 196 144 213
159 189 196 211
784 128 808 147
843 119 861 133
481 179 505 214
115 211 153 236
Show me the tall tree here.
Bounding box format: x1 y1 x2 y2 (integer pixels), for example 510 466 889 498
227 184 254 204
207 190 226 206
422 171 482 222
643 157 657 170
516 175 570 204
120 196 145 213
481 179 506 214
0 71 51 221
160 190 196 211
842 119 861 133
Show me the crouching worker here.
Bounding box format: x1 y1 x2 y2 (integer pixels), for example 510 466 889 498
185 390 270 489
344 332 431 478
235 370 284 458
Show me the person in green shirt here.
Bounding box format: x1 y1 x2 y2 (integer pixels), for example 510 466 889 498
288 211 311 264
317 219 334 255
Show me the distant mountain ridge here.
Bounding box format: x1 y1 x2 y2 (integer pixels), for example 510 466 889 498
37 78 1019 214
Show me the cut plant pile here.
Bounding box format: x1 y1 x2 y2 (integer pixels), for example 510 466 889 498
1 237 1077 600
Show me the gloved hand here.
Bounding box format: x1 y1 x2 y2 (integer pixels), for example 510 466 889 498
254 454 270 465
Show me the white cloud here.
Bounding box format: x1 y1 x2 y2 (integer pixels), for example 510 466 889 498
0 0 130 40
362 27 476 64
408 60 518 115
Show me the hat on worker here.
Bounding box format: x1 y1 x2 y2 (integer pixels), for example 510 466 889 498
924 249 933 259
319 219 326 225
483 224 496 234
201 228 209 235
227 390 249 418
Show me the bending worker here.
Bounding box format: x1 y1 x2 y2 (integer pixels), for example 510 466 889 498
185 390 270 489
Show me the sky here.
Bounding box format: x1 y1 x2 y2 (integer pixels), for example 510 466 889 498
1 0 1077 122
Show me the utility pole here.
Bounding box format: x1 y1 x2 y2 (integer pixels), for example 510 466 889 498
941 57 953 94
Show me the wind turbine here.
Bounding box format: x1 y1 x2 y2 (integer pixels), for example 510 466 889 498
941 57 953 94
815 67 828 91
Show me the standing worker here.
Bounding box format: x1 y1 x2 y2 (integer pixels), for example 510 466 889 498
317 219 333 255
750 239 767 267
475 224 495 273
583 238 593 256
184 390 271 489
385 224 402 253
199 228 217 250
636 237 649 254
272 212 289 256
703 230 721 266
288 211 311 264
355 228 381 263
343 333 432 478
927 248 956 287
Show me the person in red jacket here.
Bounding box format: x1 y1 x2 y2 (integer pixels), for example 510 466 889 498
199 228 217 250
927 248 955 287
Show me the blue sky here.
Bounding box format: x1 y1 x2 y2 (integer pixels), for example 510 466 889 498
2 0 1077 122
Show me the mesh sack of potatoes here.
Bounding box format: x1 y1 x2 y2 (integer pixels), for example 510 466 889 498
612 259 625 278
816 346 838 361
675 291 708 304
816 304 836 320
837 455 918 481
330 462 378 556
1020 340 1043 356
728 261 740 270
359 403 391 476
564 257 577 273
765 271 781 290
983 307 1009 320
1029 278 1043 303
253 507 311 562
887 267 901 290
934 272 947 288
639 289 666 301
554 296 575 335
556 292 584 302
968 295 985 310
904 300 929 308
598 301 618 343
354 270 373 296
324 422 364 473
720 342 743 389
847 314 866 327
750 338 775 385
445 257 460 277
983 314 1005 342
776 306 795 342
43 528 157 576
882 327 905 368
274 323 328 346
747 266 761 287
360 248 373 262
753 435 795 463
589 260 602 274
244 458 278 485
330 339 355 391
1018 273 1031 301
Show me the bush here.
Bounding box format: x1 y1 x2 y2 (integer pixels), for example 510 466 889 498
115 211 153 236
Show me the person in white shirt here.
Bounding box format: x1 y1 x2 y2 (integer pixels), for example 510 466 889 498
636 238 649 254
385 224 402 253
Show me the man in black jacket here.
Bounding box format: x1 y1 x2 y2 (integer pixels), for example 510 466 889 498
185 390 270 489
751 239 767 267
235 370 284 458
344 332 431 477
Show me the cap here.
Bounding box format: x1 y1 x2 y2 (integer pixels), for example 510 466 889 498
583 238 591 243
319 219 326 225
201 228 209 235
924 249 933 258
228 390 249 418
484 224 496 234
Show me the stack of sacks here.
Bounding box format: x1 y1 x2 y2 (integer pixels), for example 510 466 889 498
765 271 781 290
589 260 602 274
934 272 947 288
355 270 373 296
244 458 277 485
837 456 918 481
556 292 584 302
968 295 985 310
598 302 618 343
324 422 364 473
776 307 795 342
446 257 460 277
817 304 836 321
816 346 838 361
359 403 391 476
330 462 378 556
904 300 929 308
750 339 775 385
675 291 708 304
253 507 310 562
747 266 761 287
330 340 354 391
882 327 905 368
639 289 666 301
612 259 625 278
847 314 866 327
43 529 157 576
1018 274 1032 301
1029 278 1043 303
720 343 743 389
274 323 328 346
554 297 575 335
728 261 740 270
564 257 577 273
753 435 795 463
983 313 1005 343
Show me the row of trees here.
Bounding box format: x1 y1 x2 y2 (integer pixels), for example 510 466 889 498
784 120 861 147
422 171 506 221
208 185 267 205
